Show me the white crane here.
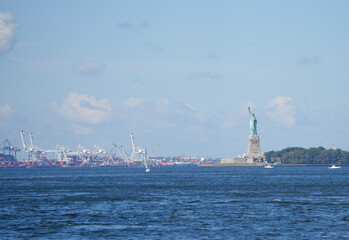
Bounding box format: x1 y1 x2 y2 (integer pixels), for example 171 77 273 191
77 145 91 165
90 145 108 165
20 130 31 153
54 144 73 164
91 145 107 155
129 133 150 172
129 133 146 162
130 133 137 161
102 148 116 166
20 130 47 162
112 143 129 163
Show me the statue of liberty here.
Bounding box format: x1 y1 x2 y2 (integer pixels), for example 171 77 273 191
248 107 258 136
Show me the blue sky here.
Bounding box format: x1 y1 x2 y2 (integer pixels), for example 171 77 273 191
1 1 349 157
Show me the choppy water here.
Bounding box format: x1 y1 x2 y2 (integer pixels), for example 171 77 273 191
0 166 348 239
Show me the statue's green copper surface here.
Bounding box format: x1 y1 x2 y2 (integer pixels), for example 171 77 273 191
248 107 258 137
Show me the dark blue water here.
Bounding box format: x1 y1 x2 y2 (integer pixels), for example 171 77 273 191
0 166 348 239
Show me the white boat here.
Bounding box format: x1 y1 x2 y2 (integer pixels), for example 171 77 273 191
264 164 274 168
328 165 341 169
144 154 150 172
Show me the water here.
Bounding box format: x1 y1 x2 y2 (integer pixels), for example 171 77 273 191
0 166 348 239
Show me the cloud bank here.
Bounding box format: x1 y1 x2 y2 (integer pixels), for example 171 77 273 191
51 94 210 137
49 94 299 149
53 92 111 125
0 12 18 56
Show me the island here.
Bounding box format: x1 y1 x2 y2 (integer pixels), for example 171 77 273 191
264 146 349 165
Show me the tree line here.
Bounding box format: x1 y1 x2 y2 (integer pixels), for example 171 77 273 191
264 147 349 164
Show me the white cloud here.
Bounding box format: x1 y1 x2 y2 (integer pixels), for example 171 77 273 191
122 97 144 108
184 103 205 122
73 61 106 75
265 96 297 127
53 92 111 125
0 12 18 56
0 104 12 117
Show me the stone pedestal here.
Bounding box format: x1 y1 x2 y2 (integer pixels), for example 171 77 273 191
246 136 262 159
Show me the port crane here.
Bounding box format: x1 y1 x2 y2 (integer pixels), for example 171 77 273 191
77 145 91 164
129 133 147 162
112 143 130 164
0 139 20 160
90 145 108 165
129 133 150 172
91 145 107 155
18 130 119 166
20 130 48 161
20 130 65 165
20 130 32 154
54 144 74 164
150 144 159 165
130 133 137 161
102 148 117 166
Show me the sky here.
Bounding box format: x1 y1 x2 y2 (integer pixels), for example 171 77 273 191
1 0 349 158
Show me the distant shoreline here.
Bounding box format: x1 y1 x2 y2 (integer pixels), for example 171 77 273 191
198 163 348 167
0 164 347 168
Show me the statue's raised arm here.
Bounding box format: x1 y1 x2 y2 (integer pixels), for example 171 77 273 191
248 107 252 115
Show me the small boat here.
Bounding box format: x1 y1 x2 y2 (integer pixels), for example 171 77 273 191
328 165 341 169
264 164 274 168
145 167 151 173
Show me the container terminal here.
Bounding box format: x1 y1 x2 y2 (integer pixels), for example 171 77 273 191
0 131 218 168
